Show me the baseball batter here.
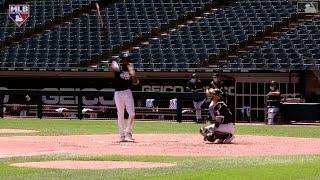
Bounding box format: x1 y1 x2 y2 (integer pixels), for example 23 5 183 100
200 88 235 144
111 53 139 142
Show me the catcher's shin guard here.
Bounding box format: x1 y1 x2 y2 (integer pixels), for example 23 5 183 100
200 128 216 142
213 131 232 140
206 133 216 142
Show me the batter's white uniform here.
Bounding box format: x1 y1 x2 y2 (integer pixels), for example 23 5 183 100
114 89 135 138
112 62 138 140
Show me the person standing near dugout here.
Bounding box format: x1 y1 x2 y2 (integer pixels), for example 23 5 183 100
186 73 205 123
266 81 281 125
110 53 139 142
210 73 227 102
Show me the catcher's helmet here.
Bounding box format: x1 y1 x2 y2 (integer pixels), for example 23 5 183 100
207 88 223 97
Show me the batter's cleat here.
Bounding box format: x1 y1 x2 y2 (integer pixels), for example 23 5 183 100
125 132 135 141
119 136 127 142
224 135 235 144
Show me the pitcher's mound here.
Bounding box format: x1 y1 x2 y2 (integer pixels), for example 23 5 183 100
0 129 38 134
10 160 176 170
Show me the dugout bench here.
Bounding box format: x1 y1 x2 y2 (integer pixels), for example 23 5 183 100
0 89 207 122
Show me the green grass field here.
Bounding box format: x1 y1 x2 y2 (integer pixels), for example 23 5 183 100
0 118 320 180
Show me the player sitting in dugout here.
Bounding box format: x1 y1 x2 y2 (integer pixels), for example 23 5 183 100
200 88 235 144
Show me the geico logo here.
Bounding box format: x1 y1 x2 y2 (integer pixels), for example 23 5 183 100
41 88 115 105
0 86 235 105
142 85 184 92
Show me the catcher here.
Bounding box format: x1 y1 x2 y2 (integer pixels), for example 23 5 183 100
200 88 235 144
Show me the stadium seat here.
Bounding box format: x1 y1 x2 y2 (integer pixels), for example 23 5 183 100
0 0 308 70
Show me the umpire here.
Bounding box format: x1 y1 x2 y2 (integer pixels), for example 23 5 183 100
186 73 205 123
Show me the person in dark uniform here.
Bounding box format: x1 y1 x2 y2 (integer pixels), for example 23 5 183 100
266 81 281 125
209 73 227 102
110 53 139 142
186 73 205 123
200 88 235 144
24 94 31 116
210 73 222 89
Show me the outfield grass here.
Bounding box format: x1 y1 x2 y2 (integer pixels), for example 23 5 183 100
0 118 320 138
0 155 320 180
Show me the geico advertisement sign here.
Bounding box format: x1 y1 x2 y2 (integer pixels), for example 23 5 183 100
141 85 185 92
141 85 235 95
0 86 187 105
0 86 235 105
0 88 115 105
42 88 114 105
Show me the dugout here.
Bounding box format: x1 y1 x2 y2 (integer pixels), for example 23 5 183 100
282 103 320 122
0 70 318 123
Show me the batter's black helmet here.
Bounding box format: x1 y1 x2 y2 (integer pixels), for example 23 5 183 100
271 81 278 86
121 53 132 63
192 73 198 78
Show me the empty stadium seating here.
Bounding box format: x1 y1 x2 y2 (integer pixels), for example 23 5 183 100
0 0 95 42
230 16 320 70
123 0 297 70
0 0 215 68
99 0 215 51
2 0 319 71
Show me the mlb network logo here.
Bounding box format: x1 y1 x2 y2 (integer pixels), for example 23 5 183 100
8 4 30 27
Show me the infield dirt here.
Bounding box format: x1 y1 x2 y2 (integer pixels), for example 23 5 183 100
1 134 320 158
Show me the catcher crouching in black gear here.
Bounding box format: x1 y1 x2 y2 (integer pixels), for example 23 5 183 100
200 88 235 144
